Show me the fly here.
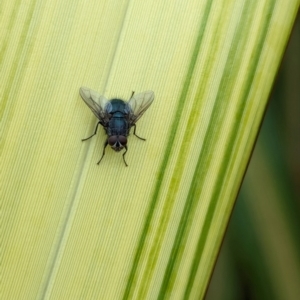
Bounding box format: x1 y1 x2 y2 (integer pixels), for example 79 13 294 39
79 87 154 166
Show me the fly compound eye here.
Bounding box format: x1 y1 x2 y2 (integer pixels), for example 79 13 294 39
108 136 118 146
119 136 127 145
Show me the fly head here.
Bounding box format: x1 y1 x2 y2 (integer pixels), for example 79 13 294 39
108 135 127 152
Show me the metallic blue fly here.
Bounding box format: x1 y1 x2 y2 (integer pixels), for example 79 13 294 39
80 87 154 166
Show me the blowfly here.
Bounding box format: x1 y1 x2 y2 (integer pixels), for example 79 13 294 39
79 87 154 166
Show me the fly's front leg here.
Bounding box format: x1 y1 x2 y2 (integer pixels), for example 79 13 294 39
82 122 101 141
97 139 108 165
122 145 128 167
132 124 146 141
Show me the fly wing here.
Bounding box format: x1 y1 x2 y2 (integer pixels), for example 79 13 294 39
127 91 154 124
79 87 109 123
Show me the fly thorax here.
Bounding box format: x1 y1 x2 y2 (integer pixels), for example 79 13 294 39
107 113 129 136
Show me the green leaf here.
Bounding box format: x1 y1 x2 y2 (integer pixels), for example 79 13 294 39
1 0 299 298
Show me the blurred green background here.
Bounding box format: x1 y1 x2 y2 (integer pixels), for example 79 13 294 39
206 12 300 300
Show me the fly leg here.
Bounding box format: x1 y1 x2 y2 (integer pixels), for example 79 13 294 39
132 124 146 141
129 91 135 99
82 122 101 141
97 139 108 165
122 145 128 167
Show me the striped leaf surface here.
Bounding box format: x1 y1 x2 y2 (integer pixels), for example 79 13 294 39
1 0 299 298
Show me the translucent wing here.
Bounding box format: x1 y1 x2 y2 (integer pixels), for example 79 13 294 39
79 87 109 122
127 91 154 123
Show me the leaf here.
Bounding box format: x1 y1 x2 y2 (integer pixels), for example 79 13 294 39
1 0 299 298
